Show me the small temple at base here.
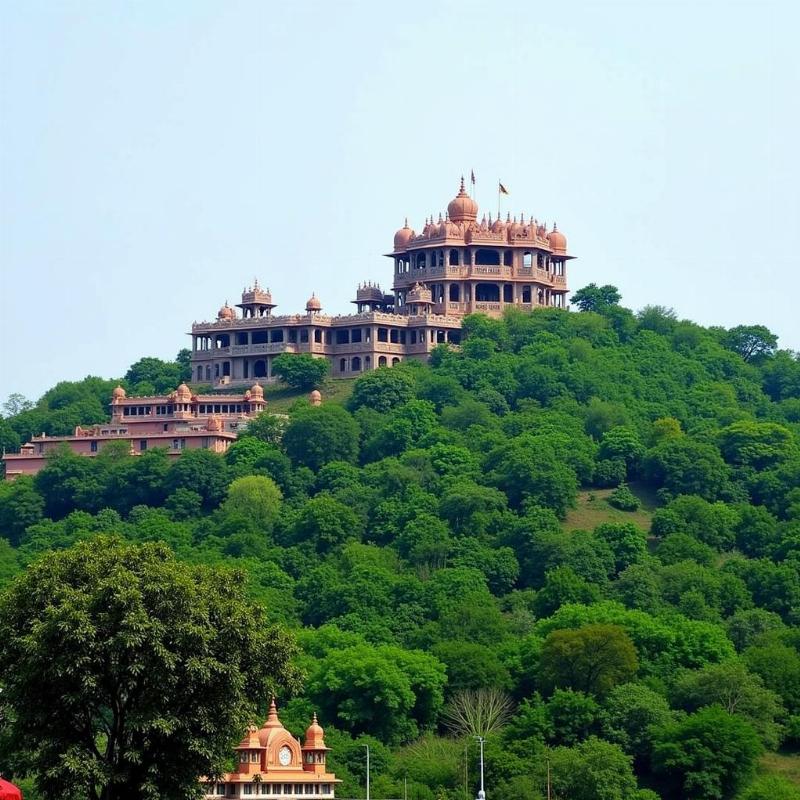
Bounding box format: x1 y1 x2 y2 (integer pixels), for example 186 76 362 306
202 700 338 799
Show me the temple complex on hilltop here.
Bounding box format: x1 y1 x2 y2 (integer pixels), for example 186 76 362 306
202 700 338 798
190 178 572 386
2 383 267 478
2 178 573 479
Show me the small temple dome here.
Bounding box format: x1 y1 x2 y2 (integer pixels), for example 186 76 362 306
447 177 479 223
112 385 126 400
306 293 322 312
175 383 192 401
305 712 326 748
250 383 264 400
217 302 236 320
393 219 415 250
548 224 567 252
309 389 322 406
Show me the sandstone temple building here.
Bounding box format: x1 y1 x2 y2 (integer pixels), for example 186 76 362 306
202 701 338 798
2 178 572 479
2 383 267 478
191 178 572 386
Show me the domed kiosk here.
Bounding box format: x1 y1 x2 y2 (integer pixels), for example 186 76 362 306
201 700 339 797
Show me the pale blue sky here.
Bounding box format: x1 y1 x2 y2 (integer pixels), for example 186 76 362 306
1 0 798 401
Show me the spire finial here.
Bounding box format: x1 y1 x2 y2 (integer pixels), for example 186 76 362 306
404 217 408 228
459 175 466 194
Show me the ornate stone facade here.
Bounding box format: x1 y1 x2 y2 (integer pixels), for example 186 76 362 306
190 179 572 387
2 383 266 479
202 701 338 799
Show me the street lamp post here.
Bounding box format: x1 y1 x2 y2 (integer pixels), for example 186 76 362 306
362 744 370 800
474 736 485 800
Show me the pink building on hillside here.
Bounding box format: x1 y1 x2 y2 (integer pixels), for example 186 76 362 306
2 383 266 479
190 178 573 386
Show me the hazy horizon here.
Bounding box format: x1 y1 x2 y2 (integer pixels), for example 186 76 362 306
2 0 798 401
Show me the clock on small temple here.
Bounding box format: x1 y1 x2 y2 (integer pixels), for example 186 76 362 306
278 745 292 766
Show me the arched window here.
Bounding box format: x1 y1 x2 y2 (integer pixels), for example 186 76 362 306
522 286 531 303
523 251 533 267
205 366 211 381
196 366 203 381
364 355 371 368
339 358 347 373
475 283 500 302
351 356 362 372
449 249 459 265
475 249 500 266
392 357 401 366
416 253 426 269
253 360 267 378
378 356 387 367
449 284 460 301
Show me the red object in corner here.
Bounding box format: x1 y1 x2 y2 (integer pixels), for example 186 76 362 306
0 778 22 800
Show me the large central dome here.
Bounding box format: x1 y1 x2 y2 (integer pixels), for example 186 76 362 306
447 177 478 223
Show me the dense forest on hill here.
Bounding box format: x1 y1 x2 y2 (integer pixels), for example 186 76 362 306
2 287 800 800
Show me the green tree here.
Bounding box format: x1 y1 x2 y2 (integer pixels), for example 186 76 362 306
546 688 601 745
571 284 622 313
534 566 602 618
348 368 416 413
283 405 359 471
293 494 365 552
539 624 638 695
0 536 299 800
719 420 797 470
545 737 640 800
0 476 44 545
272 353 329 390
164 448 229 510
600 682 673 758
644 438 731 501
672 660 786 748
722 325 778 362
593 523 648 574
239 412 287 446
220 475 283 533
308 643 446 743
742 642 800 714
651 705 763 800
430 641 511 694
124 355 186 393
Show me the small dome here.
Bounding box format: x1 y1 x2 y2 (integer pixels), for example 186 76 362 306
112 385 126 400
306 293 322 312
175 383 192 401
217 302 236 320
447 177 479 223
305 712 326 748
250 383 264 400
491 217 506 234
548 224 567 252
309 389 322 406
394 219 415 250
